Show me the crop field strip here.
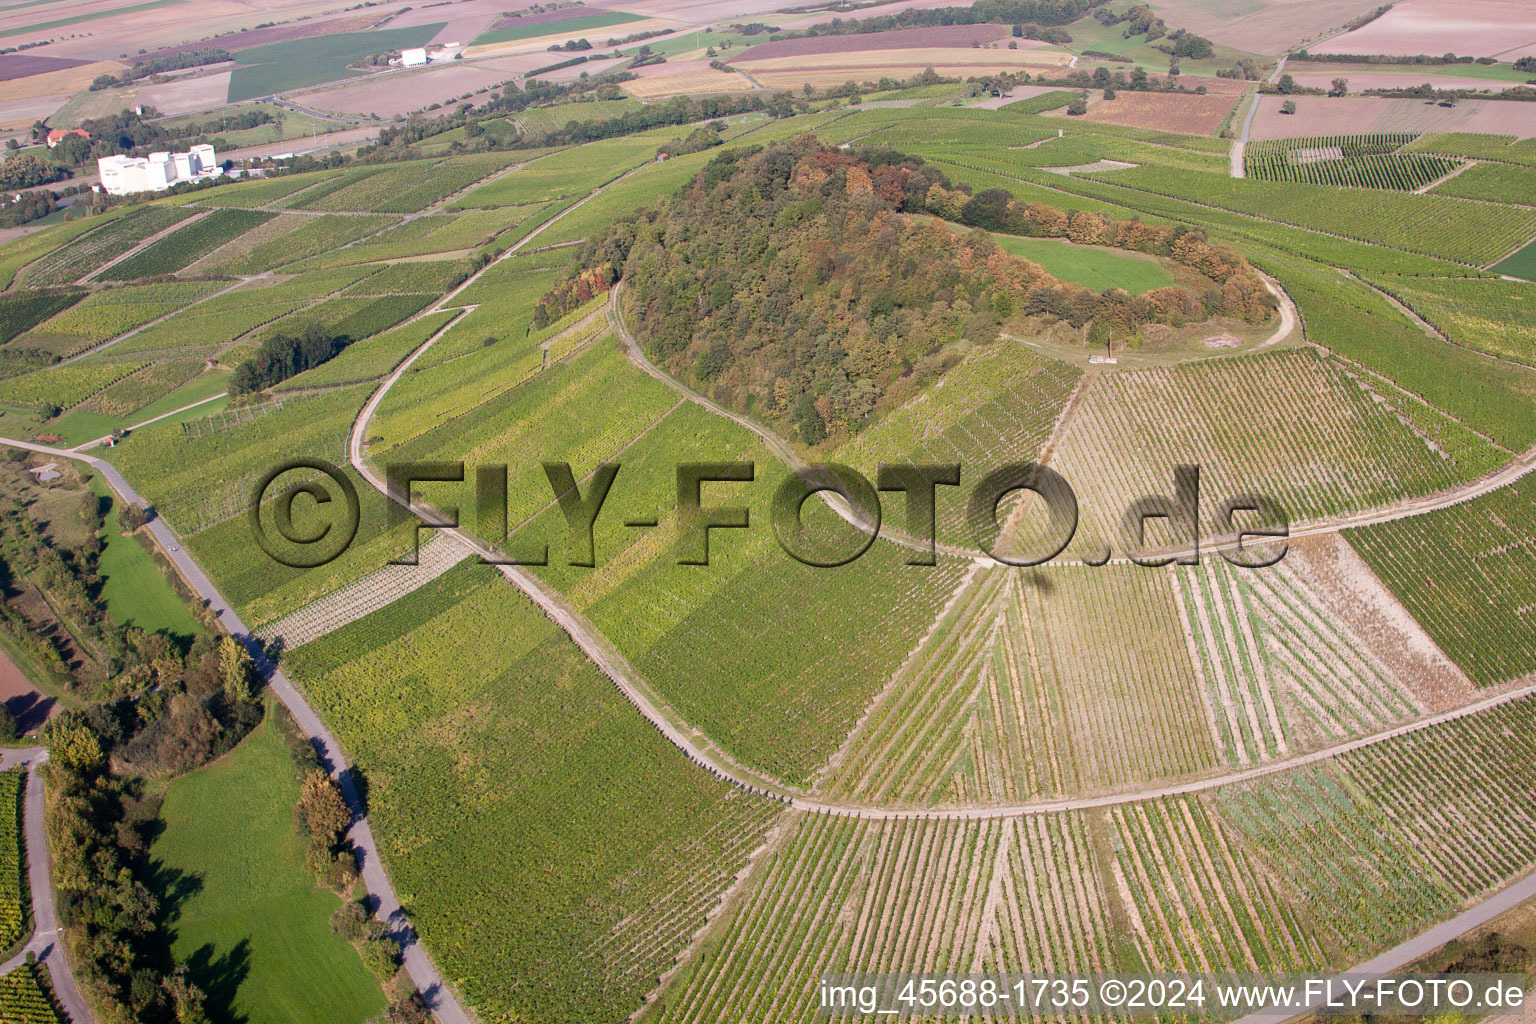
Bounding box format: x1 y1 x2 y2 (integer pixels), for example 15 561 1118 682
0 961 62 1024
100 265 382 363
208 214 399 275
279 563 780 1023
0 770 24 952
109 383 428 629
17 205 198 287
8 280 225 362
1345 474 1536 687
490 391 974 786
1172 558 1423 768
0 289 84 347
661 694 1536 1021
1250 247 1536 453
820 542 1430 810
288 151 527 215
821 566 1219 807
1243 135 1460 191
1404 132 1536 166
98 209 276 280
832 342 1081 546
1046 349 1487 550
1430 161 1536 205
1359 273 1536 367
1077 163 1536 267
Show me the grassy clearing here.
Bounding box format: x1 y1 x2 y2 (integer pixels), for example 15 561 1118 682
151 707 385 1024
993 233 1176 292
86 474 202 640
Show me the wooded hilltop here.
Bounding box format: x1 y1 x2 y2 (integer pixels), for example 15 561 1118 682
552 136 1275 444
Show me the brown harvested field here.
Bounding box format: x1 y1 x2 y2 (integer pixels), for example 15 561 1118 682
393 0 614 46
474 52 578 74
297 65 519 117
770 0 982 31
622 67 754 97
1056 90 1241 134
0 54 86 82
1289 71 1533 93
736 23 1015 60
134 11 384 61
1167 74 1252 96
533 56 630 82
485 6 623 32
629 58 712 79
735 45 1072 77
1143 0 1391 53
0 92 69 132
0 647 53 735
21 0 370 61
0 59 121 102
464 17 677 58
1249 94 1536 139
1311 0 1536 58
752 66 1056 90
135 71 233 116
971 84 1072 109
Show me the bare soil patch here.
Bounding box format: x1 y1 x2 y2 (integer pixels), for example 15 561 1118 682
135 71 232 116
0 92 70 132
736 46 1072 75
1058 90 1240 135
1281 533 1476 711
0 647 52 734
1289 71 1534 93
1145 0 1410 54
299 65 516 117
1310 0 1536 58
1249 94 1536 139
0 54 86 82
0 59 122 102
737 23 1015 61
623 67 754 97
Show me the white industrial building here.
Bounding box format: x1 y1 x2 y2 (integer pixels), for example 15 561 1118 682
401 47 428 67
97 144 220 196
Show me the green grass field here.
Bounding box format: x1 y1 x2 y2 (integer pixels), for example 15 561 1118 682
150 708 385 1024
1495 238 1536 281
993 233 1177 293
86 475 202 641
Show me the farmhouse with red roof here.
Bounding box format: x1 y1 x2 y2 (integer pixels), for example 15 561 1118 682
45 128 89 148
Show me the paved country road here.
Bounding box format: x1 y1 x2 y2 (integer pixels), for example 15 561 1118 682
0 749 96 1024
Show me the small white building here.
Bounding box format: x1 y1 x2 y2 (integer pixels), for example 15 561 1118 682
401 47 428 67
97 144 220 196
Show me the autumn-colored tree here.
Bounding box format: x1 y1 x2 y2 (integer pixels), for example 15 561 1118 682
218 635 255 704
297 769 352 852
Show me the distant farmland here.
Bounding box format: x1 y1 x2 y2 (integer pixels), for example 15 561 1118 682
227 23 445 103
469 9 645 48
